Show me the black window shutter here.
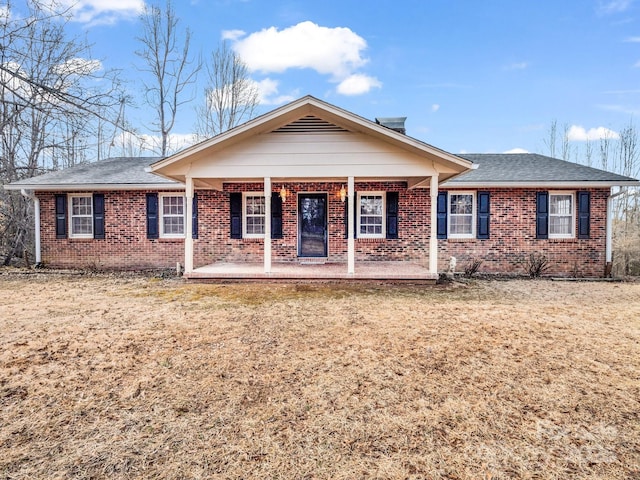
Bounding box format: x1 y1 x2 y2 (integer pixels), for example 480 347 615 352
577 191 590 239
477 191 490 239
271 194 283 239
146 193 159 239
536 191 549 239
55 194 67 239
344 197 349 239
353 191 358 238
343 193 359 239
192 193 198 239
386 192 399 239
230 192 242 239
437 191 448 239
93 193 105 239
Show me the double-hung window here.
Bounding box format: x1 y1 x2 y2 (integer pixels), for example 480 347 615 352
357 192 385 238
160 194 185 238
549 192 574 238
69 194 93 238
243 193 266 238
448 192 475 238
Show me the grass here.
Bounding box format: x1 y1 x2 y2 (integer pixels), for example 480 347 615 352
0 272 639 479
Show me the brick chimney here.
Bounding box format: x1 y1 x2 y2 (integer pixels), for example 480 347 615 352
375 117 407 135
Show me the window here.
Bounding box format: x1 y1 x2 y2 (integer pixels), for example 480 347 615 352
448 192 475 238
243 193 265 238
357 192 385 238
160 194 185 237
69 194 93 238
549 192 574 238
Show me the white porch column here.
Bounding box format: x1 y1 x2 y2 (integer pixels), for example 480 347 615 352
264 177 272 273
184 176 194 274
429 174 439 274
347 176 355 274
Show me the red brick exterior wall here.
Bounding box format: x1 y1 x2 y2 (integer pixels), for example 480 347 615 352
438 188 608 277
37 184 610 277
39 190 185 269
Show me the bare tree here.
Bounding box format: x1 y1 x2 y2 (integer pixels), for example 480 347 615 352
544 119 558 158
612 121 640 275
195 41 260 139
0 0 121 265
561 122 571 161
135 1 199 156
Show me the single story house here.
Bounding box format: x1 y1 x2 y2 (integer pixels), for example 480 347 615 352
5 96 639 280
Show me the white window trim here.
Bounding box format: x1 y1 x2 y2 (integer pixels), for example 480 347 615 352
243 192 266 239
159 193 186 239
68 193 93 239
447 191 476 239
357 191 386 239
549 191 575 239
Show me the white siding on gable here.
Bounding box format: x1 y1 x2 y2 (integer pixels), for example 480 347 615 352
184 132 445 179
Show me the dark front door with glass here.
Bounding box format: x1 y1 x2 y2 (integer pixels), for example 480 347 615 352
298 194 327 257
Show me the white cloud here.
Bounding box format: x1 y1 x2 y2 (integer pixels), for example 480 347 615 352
567 125 620 141
221 29 245 41
232 21 368 77
254 78 298 105
53 58 103 76
634 60 640 68
229 21 380 96
598 0 633 14
55 0 144 26
113 131 198 155
336 74 381 95
624 36 640 42
431 104 440 113
504 148 529 154
504 61 529 71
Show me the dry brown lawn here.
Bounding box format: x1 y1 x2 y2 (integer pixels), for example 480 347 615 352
0 271 639 480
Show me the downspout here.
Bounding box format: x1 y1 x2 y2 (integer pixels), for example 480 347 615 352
606 187 626 276
20 189 41 266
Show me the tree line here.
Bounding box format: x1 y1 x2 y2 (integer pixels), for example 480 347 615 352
544 120 640 275
0 0 258 264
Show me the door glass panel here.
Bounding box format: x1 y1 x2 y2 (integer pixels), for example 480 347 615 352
299 195 327 257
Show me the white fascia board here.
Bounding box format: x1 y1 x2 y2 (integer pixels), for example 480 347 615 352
3 183 184 191
441 180 640 188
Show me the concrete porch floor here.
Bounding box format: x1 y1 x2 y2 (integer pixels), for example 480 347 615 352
184 261 438 282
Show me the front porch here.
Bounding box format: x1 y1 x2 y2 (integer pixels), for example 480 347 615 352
184 261 438 282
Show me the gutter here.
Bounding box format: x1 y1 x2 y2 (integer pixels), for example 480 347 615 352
19 189 41 266
3 183 184 192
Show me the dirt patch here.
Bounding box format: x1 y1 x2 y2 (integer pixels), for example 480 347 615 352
1 272 639 479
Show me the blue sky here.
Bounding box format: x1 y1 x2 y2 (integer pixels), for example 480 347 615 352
11 0 640 156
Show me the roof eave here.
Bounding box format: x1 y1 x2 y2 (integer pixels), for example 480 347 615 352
3 183 183 192
442 180 640 188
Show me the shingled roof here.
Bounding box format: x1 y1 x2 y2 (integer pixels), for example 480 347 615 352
4 153 638 191
4 157 181 191
448 153 638 186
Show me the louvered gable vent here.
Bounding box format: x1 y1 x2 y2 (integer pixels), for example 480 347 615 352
272 115 348 133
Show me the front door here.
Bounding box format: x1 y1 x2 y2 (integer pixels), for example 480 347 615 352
298 194 328 257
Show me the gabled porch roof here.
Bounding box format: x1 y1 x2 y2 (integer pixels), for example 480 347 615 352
149 95 474 188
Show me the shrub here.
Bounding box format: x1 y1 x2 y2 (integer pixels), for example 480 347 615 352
463 257 483 278
523 252 551 278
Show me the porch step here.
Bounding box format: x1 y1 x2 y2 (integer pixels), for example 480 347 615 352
299 258 327 265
